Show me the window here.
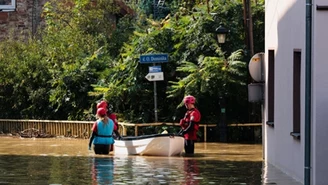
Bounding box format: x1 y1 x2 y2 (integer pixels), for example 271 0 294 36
291 50 301 139
267 50 275 126
0 0 15 11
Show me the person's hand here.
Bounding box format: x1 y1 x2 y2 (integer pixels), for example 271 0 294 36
178 130 186 136
88 146 91 150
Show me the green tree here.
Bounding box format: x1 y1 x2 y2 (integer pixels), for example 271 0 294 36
42 0 119 120
167 49 247 122
0 0 264 125
0 37 51 119
92 3 251 123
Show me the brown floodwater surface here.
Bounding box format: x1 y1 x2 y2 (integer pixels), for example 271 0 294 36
0 137 265 185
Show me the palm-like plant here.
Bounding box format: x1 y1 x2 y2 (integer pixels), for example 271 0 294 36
168 49 246 98
167 49 247 122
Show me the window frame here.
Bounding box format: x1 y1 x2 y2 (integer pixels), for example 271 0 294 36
290 49 301 140
0 0 16 11
266 49 275 127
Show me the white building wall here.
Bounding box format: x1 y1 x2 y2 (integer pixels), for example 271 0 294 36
265 0 304 183
264 0 278 165
312 0 328 184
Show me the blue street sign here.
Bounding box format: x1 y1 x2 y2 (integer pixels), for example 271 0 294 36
149 66 162 73
140 54 169 63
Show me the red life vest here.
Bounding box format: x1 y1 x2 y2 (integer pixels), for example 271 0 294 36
179 108 201 140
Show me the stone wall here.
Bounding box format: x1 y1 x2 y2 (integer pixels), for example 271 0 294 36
0 0 47 40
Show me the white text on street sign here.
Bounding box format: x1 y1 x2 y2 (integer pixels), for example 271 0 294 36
149 65 162 73
140 54 169 63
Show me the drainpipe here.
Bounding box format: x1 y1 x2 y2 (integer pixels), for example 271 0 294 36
305 0 312 185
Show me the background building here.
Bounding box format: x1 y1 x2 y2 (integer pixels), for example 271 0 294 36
264 0 328 184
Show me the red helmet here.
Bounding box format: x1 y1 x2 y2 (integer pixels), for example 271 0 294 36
183 95 196 104
96 108 107 117
97 100 108 109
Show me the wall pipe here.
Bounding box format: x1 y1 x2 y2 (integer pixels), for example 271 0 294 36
305 0 312 185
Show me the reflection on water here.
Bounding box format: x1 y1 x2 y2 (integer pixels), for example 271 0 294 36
0 137 263 185
92 157 114 185
113 157 260 185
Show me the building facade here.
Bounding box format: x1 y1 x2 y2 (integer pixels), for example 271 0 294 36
0 0 46 40
264 0 328 184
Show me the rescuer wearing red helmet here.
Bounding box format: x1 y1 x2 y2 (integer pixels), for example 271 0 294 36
88 108 115 154
96 101 120 137
96 100 121 152
179 95 201 155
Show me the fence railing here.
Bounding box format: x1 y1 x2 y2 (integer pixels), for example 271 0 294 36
118 122 218 142
0 119 93 138
0 119 261 142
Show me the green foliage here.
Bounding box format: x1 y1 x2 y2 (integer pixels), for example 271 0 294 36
167 49 247 122
139 0 154 16
168 49 247 97
43 0 119 36
91 3 253 123
42 0 116 120
0 0 119 120
0 38 51 119
0 0 264 127
251 0 265 54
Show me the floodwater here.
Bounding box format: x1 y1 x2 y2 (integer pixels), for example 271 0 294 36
0 137 296 185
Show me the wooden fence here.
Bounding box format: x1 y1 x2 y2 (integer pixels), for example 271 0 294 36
0 119 261 142
0 119 93 138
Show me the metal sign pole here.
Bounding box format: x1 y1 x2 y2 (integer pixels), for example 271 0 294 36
154 81 158 122
140 53 169 123
153 63 158 122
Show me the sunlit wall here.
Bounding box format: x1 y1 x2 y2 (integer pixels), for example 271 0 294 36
265 0 328 184
264 0 304 183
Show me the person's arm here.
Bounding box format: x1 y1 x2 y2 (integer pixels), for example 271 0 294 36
108 118 121 139
88 132 96 149
181 119 195 135
113 130 121 139
89 122 98 149
111 114 121 139
178 114 195 135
